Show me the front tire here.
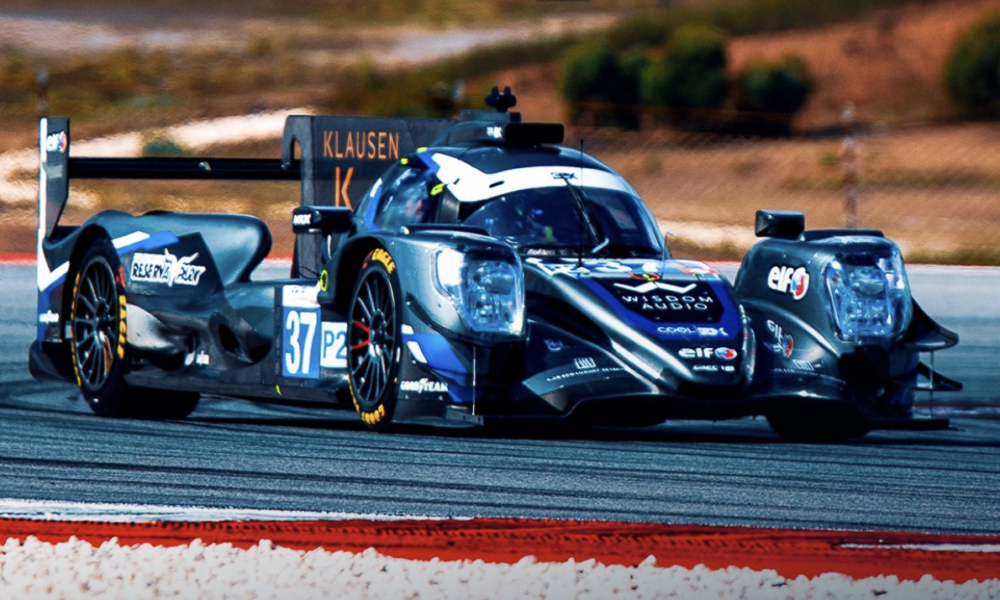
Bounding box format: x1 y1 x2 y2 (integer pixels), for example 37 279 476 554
347 248 402 431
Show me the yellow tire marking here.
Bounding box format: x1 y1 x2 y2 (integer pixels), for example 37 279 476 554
371 248 395 274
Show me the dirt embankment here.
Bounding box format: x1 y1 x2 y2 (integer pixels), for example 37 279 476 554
729 0 1000 130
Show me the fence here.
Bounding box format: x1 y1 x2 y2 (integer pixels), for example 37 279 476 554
569 123 1000 265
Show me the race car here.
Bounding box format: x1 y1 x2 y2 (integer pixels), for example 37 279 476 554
29 88 961 439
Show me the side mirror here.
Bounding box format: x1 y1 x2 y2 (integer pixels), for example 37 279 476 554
755 210 805 239
292 206 353 235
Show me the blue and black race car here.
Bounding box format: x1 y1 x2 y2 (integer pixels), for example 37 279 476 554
29 88 961 439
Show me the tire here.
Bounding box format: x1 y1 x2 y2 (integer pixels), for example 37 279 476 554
766 405 872 442
70 241 199 419
70 242 134 417
346 248 402 431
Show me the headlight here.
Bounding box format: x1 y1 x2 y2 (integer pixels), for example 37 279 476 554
823 247 912 343
435 248 525 335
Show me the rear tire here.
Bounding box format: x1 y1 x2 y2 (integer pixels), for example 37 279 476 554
70 241 199 419
70 242 133 417
347 248 402 431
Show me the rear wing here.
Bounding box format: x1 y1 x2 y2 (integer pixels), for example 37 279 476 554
39 115 459 236
38 114 457 276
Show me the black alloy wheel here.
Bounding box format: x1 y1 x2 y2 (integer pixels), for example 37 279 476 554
347 251 401 429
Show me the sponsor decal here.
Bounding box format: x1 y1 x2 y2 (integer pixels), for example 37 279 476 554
487 126 503 139
602 280 722 324
679 347 738 360
282 285 320 309
613 281 697 295
322 130 400 161
319 270 329 292
38 310 59 324
292 213 312 227
130 249 206 287
45 131 67 153
656 325 730 337
629 272 660 282
544 338 564 352
400 378 449 394
195 351 210 367
692 364 735 373
767 265 809 301
766 320 795 359
545 365 625 384
791 359 815 372
370 248 396 274
525 258 633 277
574 357 597 370
551 171 576 180
715 347 738 360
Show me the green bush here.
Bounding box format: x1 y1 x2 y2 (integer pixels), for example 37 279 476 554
735 54 813 135
560 39 645 128
640 25 728 128
945 13 1000 117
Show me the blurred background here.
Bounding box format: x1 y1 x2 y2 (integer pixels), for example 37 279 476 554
1 0 999 264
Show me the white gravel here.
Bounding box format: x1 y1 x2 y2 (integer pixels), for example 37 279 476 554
1 536 997 600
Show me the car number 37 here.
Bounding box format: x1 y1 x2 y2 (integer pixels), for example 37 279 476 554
282 307 347 378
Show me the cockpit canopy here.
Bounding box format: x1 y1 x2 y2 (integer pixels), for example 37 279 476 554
361 152 667 260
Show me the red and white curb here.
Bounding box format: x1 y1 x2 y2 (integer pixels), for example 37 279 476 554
1 500 998 599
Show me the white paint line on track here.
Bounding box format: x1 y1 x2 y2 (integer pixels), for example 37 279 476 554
0 498 467 523
840 543 1000 553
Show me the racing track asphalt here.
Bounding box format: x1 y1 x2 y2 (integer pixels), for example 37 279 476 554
1 263 999 534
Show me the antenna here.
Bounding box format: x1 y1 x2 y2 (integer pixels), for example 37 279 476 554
577 139 585 267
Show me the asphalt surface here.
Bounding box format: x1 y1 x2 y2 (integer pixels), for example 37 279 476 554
1 263 999 534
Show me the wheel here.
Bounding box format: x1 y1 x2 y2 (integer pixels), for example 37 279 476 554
70 242 133 417
347 248 401 431
766 404 872 442
70 241 200 419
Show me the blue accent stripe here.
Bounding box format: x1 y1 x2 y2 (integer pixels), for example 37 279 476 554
404 332 468 375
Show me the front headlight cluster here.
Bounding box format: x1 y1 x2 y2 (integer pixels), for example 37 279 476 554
435 248 525 336
823 248 912 343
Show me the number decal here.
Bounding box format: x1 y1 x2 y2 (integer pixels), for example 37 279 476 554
284 310 301 374
282 307 321 379
320 322 348 369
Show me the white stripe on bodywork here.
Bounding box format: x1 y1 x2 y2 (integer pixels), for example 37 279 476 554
430 153 635 203
36 118 52 291
112 231 150 249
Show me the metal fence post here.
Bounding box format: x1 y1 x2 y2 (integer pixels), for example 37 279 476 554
841 103 860 229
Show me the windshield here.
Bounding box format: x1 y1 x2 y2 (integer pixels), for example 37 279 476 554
460 186 666 258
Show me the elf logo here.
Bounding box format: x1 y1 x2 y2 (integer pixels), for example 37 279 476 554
767 265 809 301
679 347 737 360
45 131 67 153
